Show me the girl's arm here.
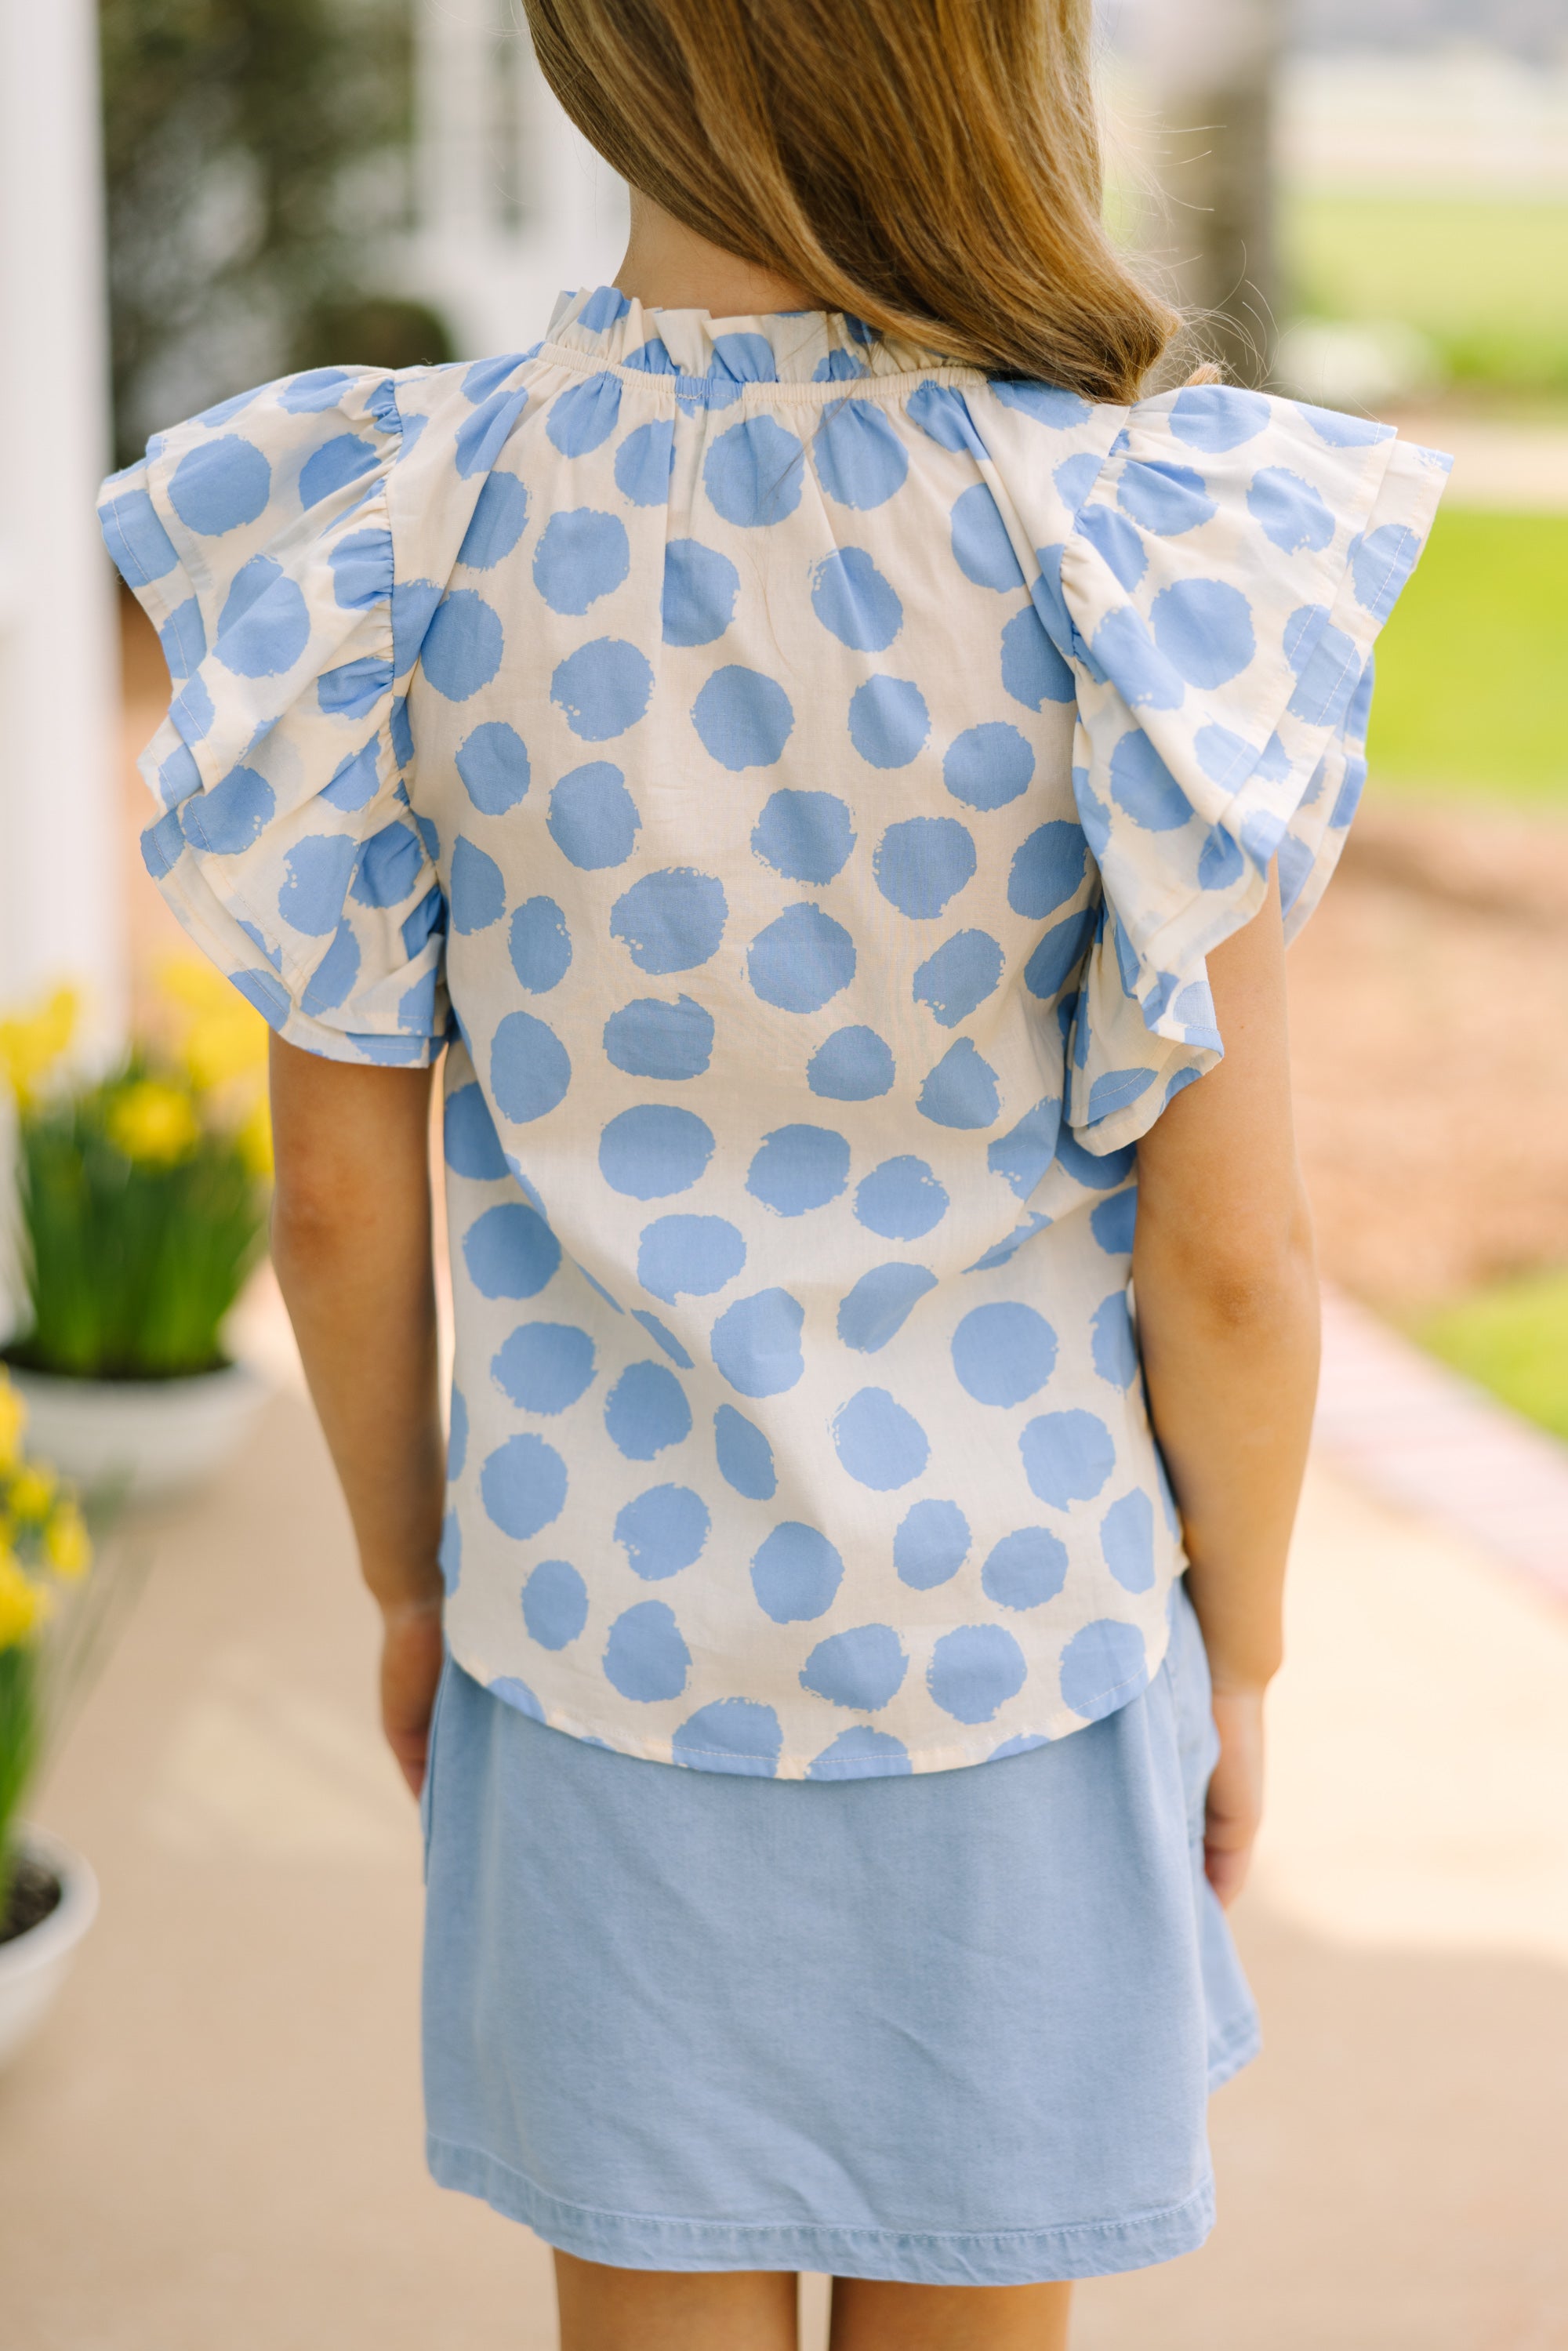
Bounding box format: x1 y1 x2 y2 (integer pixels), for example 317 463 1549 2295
267 1036 447 1797
1132 870 1320 1906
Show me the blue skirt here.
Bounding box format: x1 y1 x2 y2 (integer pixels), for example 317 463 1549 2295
421 1583 1258 2286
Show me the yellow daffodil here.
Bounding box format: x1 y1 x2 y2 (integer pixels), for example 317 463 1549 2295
182 1007 269 1094
43 1502 91 1580
105 1078 201 1166
0 1552 45 1650
6 1464 56 1523
0 1376 25 1471
236 1094 274 1178
0 985 78 1105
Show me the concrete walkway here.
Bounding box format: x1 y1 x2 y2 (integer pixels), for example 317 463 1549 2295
4 1377 1567 2348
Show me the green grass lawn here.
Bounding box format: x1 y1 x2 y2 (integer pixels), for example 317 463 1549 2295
1367 509 1568 802
1284 194 1568 393
1414 1270 1568 1445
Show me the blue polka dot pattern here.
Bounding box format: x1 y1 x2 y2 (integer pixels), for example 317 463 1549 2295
691 665 794 769
752 1522 844 1623
894 1498 971 1589
492 1321 597 1414
615 1481 709 1574
101 286 1446 1779
522 1558 588 1649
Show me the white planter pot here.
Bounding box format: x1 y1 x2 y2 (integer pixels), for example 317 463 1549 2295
5 1360 268 1502
0 1825 99 2070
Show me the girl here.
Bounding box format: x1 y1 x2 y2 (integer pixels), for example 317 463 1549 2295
100 4 1447 2342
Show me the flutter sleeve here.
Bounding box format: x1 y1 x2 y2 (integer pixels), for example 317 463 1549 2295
976 381 1450 1153
100 367 454 1064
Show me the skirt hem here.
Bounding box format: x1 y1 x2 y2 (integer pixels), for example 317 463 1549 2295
425 2134 1218 2285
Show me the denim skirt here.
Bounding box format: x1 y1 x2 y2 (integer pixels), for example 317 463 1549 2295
421 1581 1258 2286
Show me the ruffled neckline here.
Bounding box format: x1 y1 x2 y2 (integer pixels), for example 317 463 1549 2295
547 284 949 394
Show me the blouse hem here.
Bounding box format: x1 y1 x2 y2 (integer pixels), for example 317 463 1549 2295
425 2135 1217 2284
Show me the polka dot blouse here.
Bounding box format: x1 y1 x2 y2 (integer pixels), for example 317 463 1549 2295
100 288 1449 1779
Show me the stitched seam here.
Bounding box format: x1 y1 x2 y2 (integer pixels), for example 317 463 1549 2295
535 341 987 408
428 2136 1214 2248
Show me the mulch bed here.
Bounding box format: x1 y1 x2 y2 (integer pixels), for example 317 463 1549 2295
1290 803 1568 1313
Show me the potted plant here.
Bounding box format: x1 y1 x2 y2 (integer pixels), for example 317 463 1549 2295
0 1370 125 2067
0 962 273 1500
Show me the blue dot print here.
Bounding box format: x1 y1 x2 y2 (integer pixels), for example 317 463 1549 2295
603 1601 691 1701
551 637 654 741
710 1289 806 1397
603 993 713 1079
913 930 1004 1029
1008 822 1087 919
691 666 795 769
874 817 975 919
510 888 571 982
800 1624 907 1710
447 1385 469 1478
615 1481 708 1573
492 1321 596 1413
521 1559 588 1650
703 415 804 528
855 1156 948 1241
447 835 505 934
751 1523 844 1623
748 905 855 1014
1091 1190 1138 1255
423 590 504 702
547 371 622 455
612 869 727 974
943 722 1035 811
832 1388 930 1490
982 1527 1069 1612
810 1727 911 1778
479 1432 568 1540
1058 1618 1148 1720
457 720 530 813
917 1039 1000 1130
927 1624 1028 1723
631 1309 692 1367
549 761 641 869
214 563 310 678
950 483 1025 590
1018 1409 1116 1505
1109 729 1191 833
437 1507 460 1591
1150 579 1255 688
952 1303 1057 1406
615 418 675 505
458 470 528 568
599 1105 715 1198
811 548 902 651
186 765 274 856
837 1264 938 1354
638 1215 746 1303
491 1010 572 1124
169 435 271 536
662 539 739 645
751 790 855 884
808 1027 895 1101
813 401 909 510
1101 1489 1156 1591
463 1203 560 1299
1091 1292 1138 1388
532 507 629 613
1000 607 1075 708
746 1125 851 1216
673 1700 782 1777
713 1406 776 1500
895 1498 971 1589
848 677 930 769
1247 466 1334 556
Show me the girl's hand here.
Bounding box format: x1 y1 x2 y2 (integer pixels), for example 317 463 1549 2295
380 1595 445 1798
1204 1688 1266 1908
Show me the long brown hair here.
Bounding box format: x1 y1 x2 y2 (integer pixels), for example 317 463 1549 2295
521 0 1178 403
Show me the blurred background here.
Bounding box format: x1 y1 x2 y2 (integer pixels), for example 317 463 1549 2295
1 3 1565 2346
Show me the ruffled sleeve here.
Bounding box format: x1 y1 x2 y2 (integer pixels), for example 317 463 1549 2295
100 365 473 1065
970 380 1451 1152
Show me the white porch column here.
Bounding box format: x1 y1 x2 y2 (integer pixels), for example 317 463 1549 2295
0 0 125 1047
409 0 627 359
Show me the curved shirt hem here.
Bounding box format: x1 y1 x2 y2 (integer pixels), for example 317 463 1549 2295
426 2134 1217 2284
452 1599 1175 1780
